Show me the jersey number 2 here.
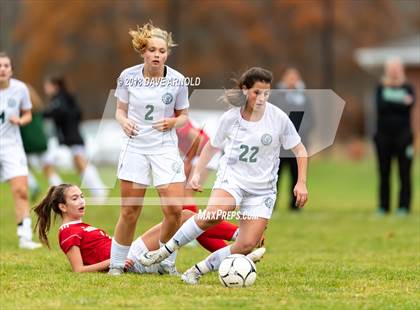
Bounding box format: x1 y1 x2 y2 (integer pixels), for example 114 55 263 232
145 105 154 120
239 144 259 163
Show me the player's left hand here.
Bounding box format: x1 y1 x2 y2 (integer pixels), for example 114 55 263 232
8 116 21 126
153 118 176 132
189 173 203 192
293 181 308 208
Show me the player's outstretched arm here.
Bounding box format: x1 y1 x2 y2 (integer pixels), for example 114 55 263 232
189 142 220 192
66 246 110 273
291 142 308 208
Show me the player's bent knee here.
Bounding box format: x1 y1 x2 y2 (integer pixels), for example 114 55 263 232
235 241 258 254
120 206 140 224
162 205 183 217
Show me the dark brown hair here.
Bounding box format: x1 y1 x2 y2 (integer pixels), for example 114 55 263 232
33 184 74 248
221 67 273 107
45 74 69 94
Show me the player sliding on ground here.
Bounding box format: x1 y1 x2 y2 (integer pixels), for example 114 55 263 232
139 67 308 284
33 184 265 273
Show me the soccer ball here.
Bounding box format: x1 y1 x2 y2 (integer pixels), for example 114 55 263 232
218 254 257 287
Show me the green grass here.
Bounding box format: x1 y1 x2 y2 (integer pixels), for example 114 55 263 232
1 158 419 309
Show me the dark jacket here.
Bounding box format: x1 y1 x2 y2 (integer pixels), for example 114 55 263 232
43 92 84 146
375 82 415 136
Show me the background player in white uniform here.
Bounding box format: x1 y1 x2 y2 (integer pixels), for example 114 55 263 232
139 67 308 284
109 23 189 275
0 52 41 249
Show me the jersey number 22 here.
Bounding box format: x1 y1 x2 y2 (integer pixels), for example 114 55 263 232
239 144 259 163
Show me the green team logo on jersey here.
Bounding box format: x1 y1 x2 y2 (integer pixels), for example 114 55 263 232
8 99 16 108
162 93 174 105
261 134 272 146
264 197 275 209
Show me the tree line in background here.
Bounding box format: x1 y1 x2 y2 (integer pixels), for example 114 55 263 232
4 0 420 138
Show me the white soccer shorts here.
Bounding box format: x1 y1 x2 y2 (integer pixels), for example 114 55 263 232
213 177 276 219
117 150 185 187
0 145 28 182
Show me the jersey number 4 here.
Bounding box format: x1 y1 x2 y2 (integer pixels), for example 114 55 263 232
239 144 259 163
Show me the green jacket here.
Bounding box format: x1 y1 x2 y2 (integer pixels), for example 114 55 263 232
20 112 48 154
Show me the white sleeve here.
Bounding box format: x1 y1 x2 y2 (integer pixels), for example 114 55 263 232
210 114 228 149
280 117 301 150
174 84 189 110
20 84 32 110
115 72 129 104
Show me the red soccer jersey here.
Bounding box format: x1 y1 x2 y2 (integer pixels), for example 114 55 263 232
58 221 112 265
176 120 209 156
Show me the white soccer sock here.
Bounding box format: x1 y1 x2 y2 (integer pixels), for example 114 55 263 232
195 260 211 275
160 241 177 264
27 171 39 192
48 173 63 186
166 217 204 251
127 237 148 261
81 165 106 196
17 217 33 240
202 245 232 273
110 238 130 270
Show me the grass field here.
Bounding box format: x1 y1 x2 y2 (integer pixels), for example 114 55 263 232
1 158 419 309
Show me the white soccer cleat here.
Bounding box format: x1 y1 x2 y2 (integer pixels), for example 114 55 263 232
159 261 180 276
139 247 172 266
181 265 202 285
19 238 42 250
108 267 124 276
246 247 266 263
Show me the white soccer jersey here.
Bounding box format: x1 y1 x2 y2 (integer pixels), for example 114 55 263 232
0 78 32 149
115 64 189 154
211 103 301 195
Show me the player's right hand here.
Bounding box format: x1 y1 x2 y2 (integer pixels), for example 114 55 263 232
124 259 134 271
8 116 21 126
122 119 139 137
257 234 265 248
189 173 202 192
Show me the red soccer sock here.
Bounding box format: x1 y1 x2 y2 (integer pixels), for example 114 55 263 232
197 236 228 252
182 204 199 213
197 221 238 252
201 220 238 241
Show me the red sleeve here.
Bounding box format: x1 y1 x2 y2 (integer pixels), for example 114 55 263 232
59 226 82 254
176 121 192 138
